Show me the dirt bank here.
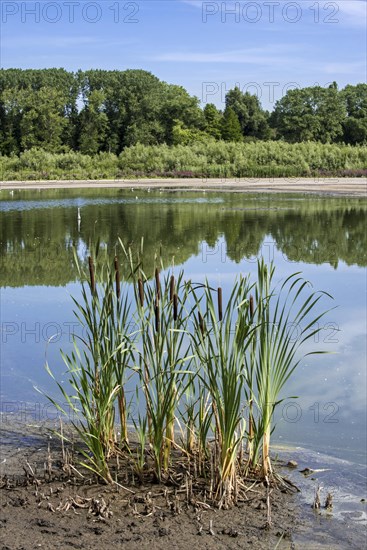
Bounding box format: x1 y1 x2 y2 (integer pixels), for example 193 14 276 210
1 421 366 549
1 177 366 197
0 421 298 550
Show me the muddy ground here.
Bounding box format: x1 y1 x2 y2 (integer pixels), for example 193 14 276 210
1 420 366 549
0 421 300 550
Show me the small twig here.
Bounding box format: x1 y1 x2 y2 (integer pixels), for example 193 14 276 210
324 492 333 510
195 501 212 509
46 442 52 478
312 485 322 509
265 475 272 529
113 480 135 494
274 533 285 549
25 461 36 477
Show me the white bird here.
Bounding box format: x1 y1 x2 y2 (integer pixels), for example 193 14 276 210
77 207 81 221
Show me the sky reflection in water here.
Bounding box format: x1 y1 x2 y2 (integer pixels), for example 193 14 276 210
0 189 366 467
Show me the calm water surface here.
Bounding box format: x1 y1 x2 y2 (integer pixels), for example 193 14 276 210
1 189 366 470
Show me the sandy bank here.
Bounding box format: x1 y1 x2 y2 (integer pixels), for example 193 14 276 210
1 177 366 197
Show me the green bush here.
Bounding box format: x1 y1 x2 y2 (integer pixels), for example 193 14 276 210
0 142 366 180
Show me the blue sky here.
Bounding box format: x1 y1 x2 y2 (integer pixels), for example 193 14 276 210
1 0 366 110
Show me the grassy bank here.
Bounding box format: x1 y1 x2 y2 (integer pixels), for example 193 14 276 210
1 141 366 181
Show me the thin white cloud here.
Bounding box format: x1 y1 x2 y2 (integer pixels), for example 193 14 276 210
2 35 101 48
334 0 367 28
2 35 137 49
323 61 366 75
180 0 202 8
337 0 367 19
151 46 299 65
181 0 367 26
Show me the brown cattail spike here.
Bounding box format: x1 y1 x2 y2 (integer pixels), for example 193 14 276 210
88 256 95 294
173 293 178 321
198 312 205 336
138 278 144 307
249 295 254 318
217 287 223 321
155 296 160 333
170 275 175 302
114 256 121 299
155 268 161 299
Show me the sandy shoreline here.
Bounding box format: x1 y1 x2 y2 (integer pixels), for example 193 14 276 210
1 177 366 197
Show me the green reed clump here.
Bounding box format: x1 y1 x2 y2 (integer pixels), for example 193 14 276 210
122 244 193 481
45 249 133 482
45 246 332 501
246 259 333 477
188 278 255 507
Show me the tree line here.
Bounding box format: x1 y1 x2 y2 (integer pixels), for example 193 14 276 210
0 69 366 156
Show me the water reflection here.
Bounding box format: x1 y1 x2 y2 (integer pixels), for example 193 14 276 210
0 189 366 467
0 190 366 288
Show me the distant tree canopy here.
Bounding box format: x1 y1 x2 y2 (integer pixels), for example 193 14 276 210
0 69 366 155
270 83 346 143
225 86 271 141
221 106 243 142
341 84 367 145
270 82 367 145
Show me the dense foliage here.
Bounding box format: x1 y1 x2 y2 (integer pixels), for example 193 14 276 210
1 141 366 181
0 69 366 157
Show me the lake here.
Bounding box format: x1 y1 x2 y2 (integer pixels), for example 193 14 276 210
1 188 366 467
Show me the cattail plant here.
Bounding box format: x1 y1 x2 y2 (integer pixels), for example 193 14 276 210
245 294 256 468
113 255 134 447
88 256 96 294
44 249 132 482
170 275 175 302
139 268 191 480
114 255 121 299
120 242 192 481
217 287 223 322
45 244 333 501
189 276 254 507
247 258 333 477
138 278 144 307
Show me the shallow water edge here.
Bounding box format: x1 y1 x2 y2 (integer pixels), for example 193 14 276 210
1 177 366 197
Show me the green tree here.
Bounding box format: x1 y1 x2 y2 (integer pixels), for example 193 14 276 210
203 103 223 139
78 90 109 154
341 84 367 145
80 69 166 152
221 106 243 142
0 68 77 153
225 87 270 139
0 68 365 153
19 87 67 152
171 120 213 145
271 84 346 143
159 84 205 145
0 88 22 154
